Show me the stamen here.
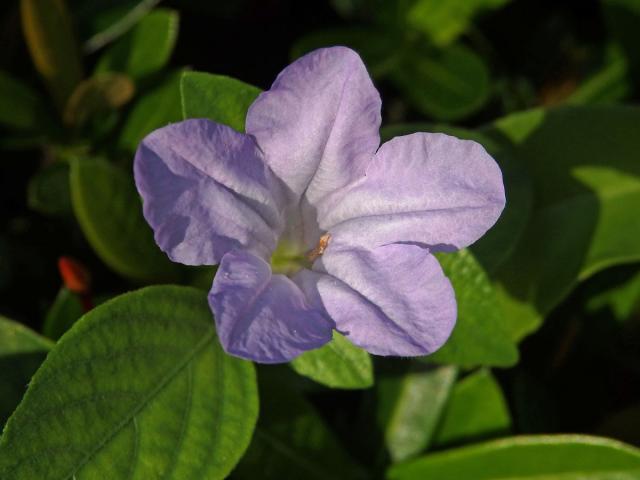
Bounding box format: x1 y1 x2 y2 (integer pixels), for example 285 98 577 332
307 233 331 262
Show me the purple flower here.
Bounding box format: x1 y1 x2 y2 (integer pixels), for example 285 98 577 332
134 47 505 363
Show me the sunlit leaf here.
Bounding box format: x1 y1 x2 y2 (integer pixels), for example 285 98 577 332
96 9 179 81
118 69 184 152
291 331 373 389
180 71 261 132
433 369 511 447
430 250 519 367
388 435 640 479
378 364 457 462
0 286 258 479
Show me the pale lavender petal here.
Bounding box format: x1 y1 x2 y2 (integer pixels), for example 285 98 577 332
134 119 285 265
246 46 381 249
295 243 456 356
320 133 505 251
210 249 333 363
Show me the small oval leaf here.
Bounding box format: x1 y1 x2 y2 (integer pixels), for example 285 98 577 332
180 71 261 132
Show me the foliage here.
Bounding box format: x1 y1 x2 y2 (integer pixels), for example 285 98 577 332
2 0 640 478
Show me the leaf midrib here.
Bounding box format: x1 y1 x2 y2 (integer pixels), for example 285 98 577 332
62 329 215 480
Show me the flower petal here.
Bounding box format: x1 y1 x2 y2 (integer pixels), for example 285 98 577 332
295 243 456 356
134 119 285 265
321 133 505 251
246 47 381 248
210 249 333 363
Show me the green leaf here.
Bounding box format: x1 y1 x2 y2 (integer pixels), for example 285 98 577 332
234 370 366 479
433 369 511 447
74 0 163 53
0 316 52 426
377 364 458 462
96 9 179 81
429 250 519 367
406 0 511 46
118 69 184 152
20 0 83 110
63 73 135 126
27 161 72 217
488 106 640 334
42 288 84 340
69 158 182 282
387 435 640 480
290 331 373 389
391 44 490 120
180 71 261 132
0 70 47 131
0 286 258 479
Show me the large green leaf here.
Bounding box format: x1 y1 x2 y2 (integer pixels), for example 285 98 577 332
180 71 261 132
430 250 519 367
290 331 373 389
433 369 511 447
69 158 182 282
234 370 366 479
391 44 490 120
0 316 53 427
377 364 458 462
407 0 511 46
487 106 640 339
20 0 83 110
387 435 640 479
118 69 184 152
0 70 47 131
96 9 179 81
0 286 258 479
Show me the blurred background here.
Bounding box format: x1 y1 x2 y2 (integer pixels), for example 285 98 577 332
1 0 640 473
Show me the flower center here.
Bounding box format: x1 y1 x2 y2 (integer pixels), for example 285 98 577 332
270 233 331 276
